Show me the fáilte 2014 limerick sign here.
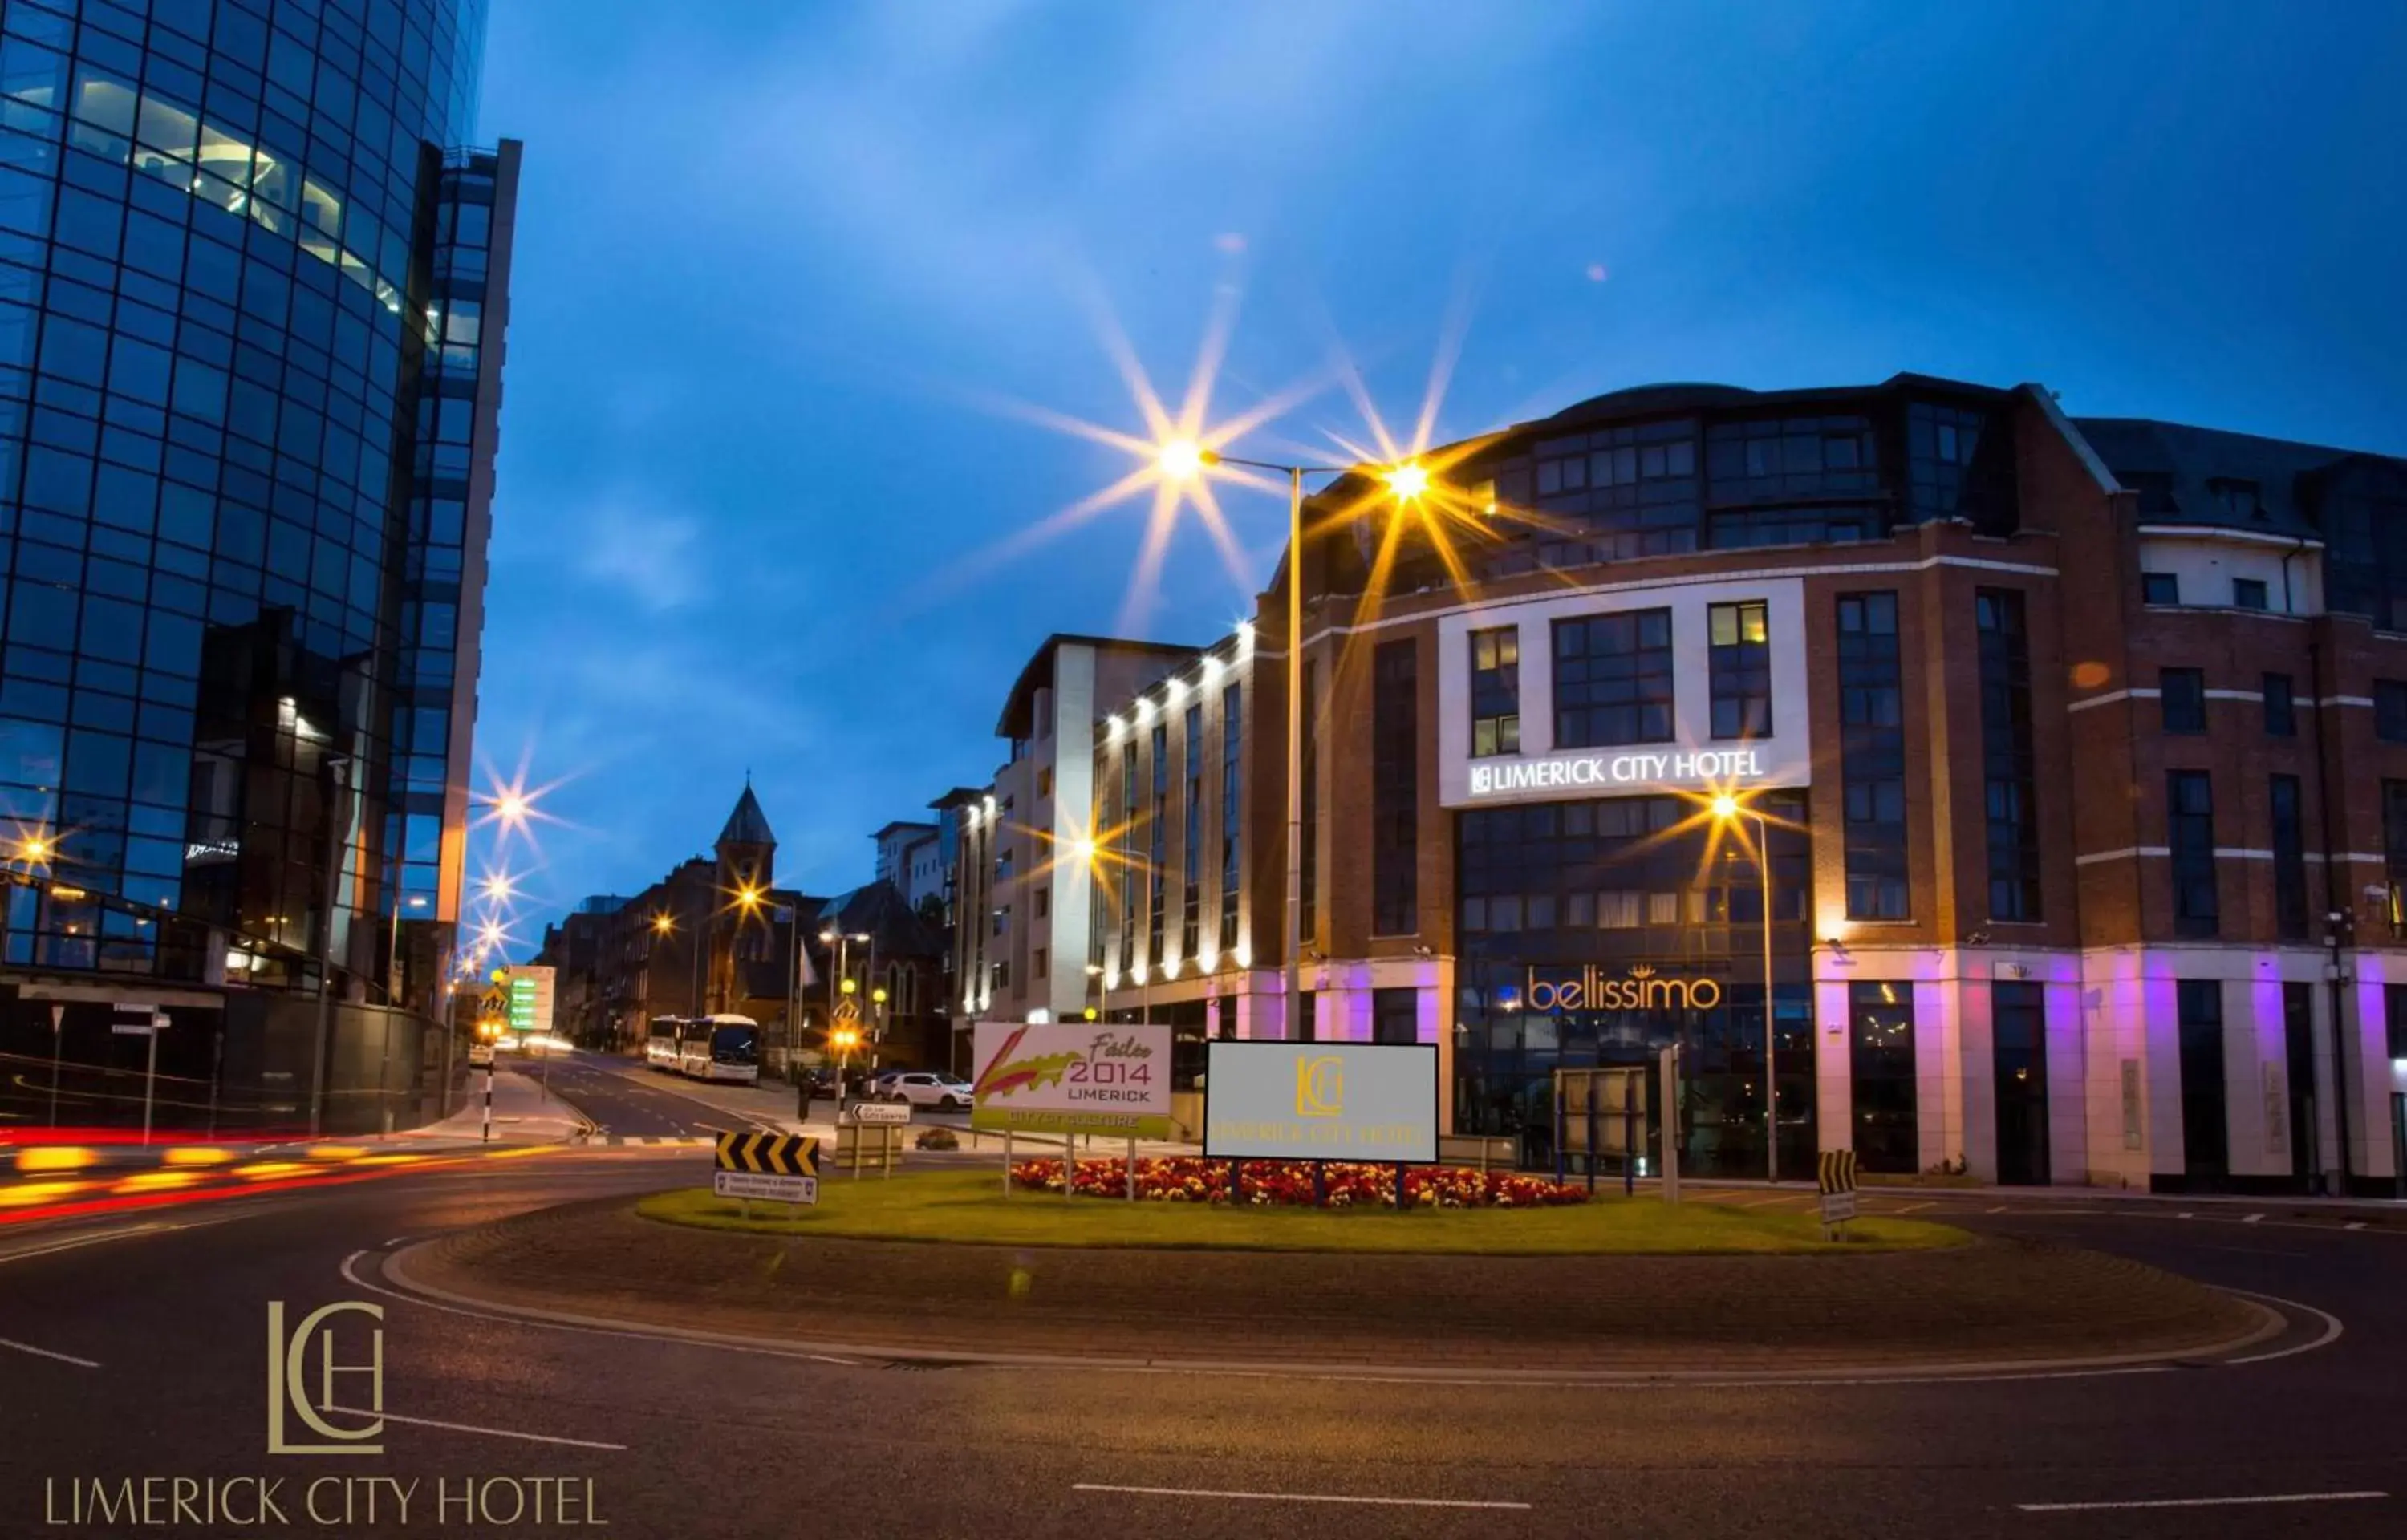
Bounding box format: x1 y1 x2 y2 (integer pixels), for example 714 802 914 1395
970 1022 1175 1141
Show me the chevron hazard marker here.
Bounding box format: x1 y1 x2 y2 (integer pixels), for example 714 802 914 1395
712 1132 821 1205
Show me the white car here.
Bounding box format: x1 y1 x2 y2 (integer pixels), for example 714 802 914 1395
881 1072 972 1110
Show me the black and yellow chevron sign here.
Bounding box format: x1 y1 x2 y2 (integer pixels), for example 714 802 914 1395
715 1131 820 1177
1816 1148 1858 1197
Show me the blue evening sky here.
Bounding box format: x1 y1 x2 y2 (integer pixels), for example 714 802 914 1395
469 1 2407 938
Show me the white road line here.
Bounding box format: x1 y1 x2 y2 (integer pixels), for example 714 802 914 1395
2345 1221 2367 1230
2241 1213 2263 1223
2220 1289 2345 1365
0 1219 195 1268
0 1334 99 1368
2017 1490 2385 1513
339 1252 859 1367
1072 1484 1530 1510
1894 1201 1934 1214
326 1405 625 1452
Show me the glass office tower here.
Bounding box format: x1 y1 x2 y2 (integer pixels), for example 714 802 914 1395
0 0 517 1129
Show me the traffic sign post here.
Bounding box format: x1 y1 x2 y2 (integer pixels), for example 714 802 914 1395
712 1131 822 1206
110 1003 168 1145
1816 1149 1859 1239
837 1104 906 1179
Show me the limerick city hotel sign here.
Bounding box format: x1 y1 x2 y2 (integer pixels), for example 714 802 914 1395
1521 963 1723 1012
1467 748 1764 799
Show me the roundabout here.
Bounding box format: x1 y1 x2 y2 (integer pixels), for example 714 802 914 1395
377 1170 2275 1382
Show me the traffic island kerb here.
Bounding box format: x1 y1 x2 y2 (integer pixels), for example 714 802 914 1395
384 1180 2278 1380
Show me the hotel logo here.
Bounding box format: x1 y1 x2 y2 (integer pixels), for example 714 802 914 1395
1294 1054 1344 1118
266 1301 384 1456
1524 962 1723 1013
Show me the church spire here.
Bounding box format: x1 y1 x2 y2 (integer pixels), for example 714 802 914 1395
716 783 776 849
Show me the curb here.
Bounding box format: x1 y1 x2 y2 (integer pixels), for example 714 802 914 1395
378 1239 2288 1386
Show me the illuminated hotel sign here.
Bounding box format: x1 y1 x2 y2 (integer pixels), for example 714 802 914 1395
1468 748 1764 799
1520 963 1723 1013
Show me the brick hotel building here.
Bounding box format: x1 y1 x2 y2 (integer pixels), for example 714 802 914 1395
952 375 2407 1194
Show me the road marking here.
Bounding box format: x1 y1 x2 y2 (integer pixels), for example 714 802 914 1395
0 1334 99 1368
2220 1289 2344 1365
2017 1490 2385 1513
339 1252 859 1367
2345 1221 2366 1230
1987 1205 2007 1214
2241 1213 2263 1223
0 1220 189 1266
2177 1211 2194 1218
1893 1201 1934 1214
327 1405 626 1452
1072 1484 1529 1510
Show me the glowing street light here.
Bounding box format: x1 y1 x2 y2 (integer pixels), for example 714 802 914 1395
652 912 675 936
1383 461 1431 502
1155 438 1210 481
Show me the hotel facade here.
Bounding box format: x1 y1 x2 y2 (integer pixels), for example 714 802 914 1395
951 375 2407 1194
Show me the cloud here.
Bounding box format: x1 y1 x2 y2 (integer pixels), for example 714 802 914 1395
573 500 704 613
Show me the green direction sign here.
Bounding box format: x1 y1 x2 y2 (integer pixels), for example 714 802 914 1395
508 977 538 1032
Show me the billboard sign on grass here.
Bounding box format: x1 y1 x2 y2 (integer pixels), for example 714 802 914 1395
970 1022 1175 1140
1204 1041 1439 1164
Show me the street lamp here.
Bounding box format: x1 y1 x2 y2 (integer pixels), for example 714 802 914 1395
1711 792 1779 1185
1160 444 1427 1044
386 893 428 1006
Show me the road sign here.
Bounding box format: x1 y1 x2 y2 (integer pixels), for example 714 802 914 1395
713 1132 821 1206
715 1130 821 1177
507 965 555 1035
468 1041 495 1068
712 1169 817 1204
1817 1149 1859 1232
846 1101 912 1125
832 995 861 1024
112 1004 167 1035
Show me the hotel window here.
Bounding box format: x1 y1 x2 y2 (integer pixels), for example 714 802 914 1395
1037 766 1053 796
1707 601 1772 739
1220 683 1241 952
1148 723 1167 964
1372 641 1419 935
1908 400 2008 529
1469 627 1520 756
2377 680 2407 743
2389 986 2407 1060
2167 771 2218 938
2210 477 2264 521
1977 590 2040 922
1373 987 1418 1045
1032 946 1047 983
2232 578 2269 611
1301 661 1319 936
1849 981 1918 1173
1182 705 1203 959
1837 592 1908 920
1118 741 1137 972
1033 886 1049 919
2385 781 2407 938
2263 673 2296 736
2160 668 2206 733
2271 774 2309 942
2177 979 2227 1177
992 959 1010 992
2142 572 2180 606
1553 608 1674 748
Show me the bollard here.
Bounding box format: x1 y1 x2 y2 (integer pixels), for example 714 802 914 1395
1228 1157 1241 1205
1394 1162 1408 1211
1585 1088 1598 1196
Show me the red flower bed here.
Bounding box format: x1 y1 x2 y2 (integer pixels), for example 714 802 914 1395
1007 1156 1589 1209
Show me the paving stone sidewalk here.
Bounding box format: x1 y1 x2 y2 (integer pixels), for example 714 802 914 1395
404 1197 2262 1372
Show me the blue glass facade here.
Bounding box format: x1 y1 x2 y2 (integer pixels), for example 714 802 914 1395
0 0 514 1127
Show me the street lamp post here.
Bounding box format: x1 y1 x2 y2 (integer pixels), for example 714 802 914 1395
1712 794 1778 1185
1167 445 1423 1044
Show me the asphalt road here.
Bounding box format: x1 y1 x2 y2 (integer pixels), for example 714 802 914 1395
519 1050 786 1139
1 1147 2400 1538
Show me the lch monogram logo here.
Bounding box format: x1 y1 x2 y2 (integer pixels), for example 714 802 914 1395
1294 1054 1343 1118
266 1301 385 1456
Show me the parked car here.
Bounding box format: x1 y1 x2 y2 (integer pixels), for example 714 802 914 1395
881 1072 973 1110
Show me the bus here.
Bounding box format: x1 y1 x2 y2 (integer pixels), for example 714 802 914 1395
643 1016 683 1071
678 1014 761 1084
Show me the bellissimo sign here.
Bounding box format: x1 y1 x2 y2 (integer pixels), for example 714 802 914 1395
1468 748 1764 798
1523 964 1723 1012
